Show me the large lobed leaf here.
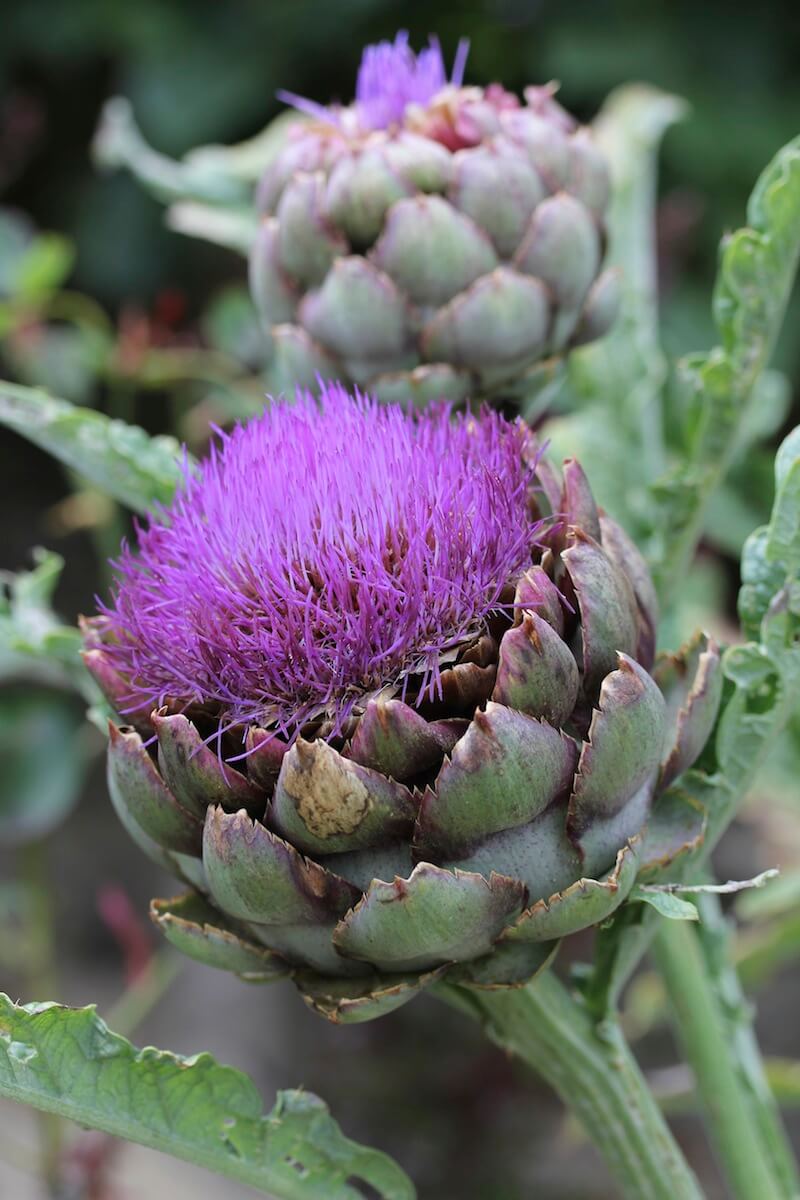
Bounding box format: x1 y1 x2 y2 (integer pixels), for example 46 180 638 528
0 993 415 1200
651 135 800 597
586 424 800 1016
0 381 187 512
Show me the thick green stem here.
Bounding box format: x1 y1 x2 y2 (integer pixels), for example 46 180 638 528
653 919 783 1199
435 971 703 1200
696 892 799 1197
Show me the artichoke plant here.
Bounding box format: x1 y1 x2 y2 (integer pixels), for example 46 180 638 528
84 383 720 1023
251 33 620 405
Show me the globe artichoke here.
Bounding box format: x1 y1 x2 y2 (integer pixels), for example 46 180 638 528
84 384 721 1022
251 32 620 406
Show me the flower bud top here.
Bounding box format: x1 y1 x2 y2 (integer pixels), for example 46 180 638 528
355 31 468 130
278 30 469 133
101 384 541 737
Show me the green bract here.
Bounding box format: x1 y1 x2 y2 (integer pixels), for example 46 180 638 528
90 451 721 1022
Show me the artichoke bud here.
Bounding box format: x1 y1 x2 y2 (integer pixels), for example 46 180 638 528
93 385 720 1022
251 33 619 404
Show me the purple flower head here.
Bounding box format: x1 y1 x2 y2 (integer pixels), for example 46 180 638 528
278 31 469 132
100 383 540 738
355 31 468 129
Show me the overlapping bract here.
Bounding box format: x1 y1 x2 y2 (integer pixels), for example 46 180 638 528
252 35 619 406
87 392 721 1022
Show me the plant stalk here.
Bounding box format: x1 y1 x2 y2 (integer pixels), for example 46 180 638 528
653 918 785 1199
435 970 703 1200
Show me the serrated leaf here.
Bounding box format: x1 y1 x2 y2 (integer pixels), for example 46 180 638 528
589 425 800 1014
0 994 415 1200
0 381 187 512
766 426 800 572
739 528 786 641
631 887 699 921
651 137 800 597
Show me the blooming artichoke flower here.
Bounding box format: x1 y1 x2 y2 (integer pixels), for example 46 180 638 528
85 384 721 1022
251 33 620 406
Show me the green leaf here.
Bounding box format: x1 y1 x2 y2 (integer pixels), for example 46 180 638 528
631 887 699 921
0 207 75 300
0 381 187 512
547 85 685 533
0 994 415 1200
589 425 800 1015
738 527 787 642
167 201 259 254
15 233 75 299
0 687 88 844
0 549 84 687
594 85 688 311
651 136 800 597
93 97 249 207
0 552 104 811
766 425 800 572
93 100 304 255
182 109 309 183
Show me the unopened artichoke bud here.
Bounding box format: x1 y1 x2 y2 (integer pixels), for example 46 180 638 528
251 32 619 405
88 384 721 1023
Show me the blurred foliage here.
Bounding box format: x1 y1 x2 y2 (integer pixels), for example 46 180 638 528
0 551 99 845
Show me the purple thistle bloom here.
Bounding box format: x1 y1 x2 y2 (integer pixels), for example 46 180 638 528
100 384 541 738
278 31 469 132
355 31 467 130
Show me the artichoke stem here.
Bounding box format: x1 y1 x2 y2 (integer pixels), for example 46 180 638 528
653 915 795 1200
434 970 703 1200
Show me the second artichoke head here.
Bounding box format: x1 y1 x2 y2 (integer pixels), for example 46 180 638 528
251 32 620 407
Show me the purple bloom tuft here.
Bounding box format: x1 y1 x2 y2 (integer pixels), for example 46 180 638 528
355 31 467 129
278 31 468 132
100 384 540 737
